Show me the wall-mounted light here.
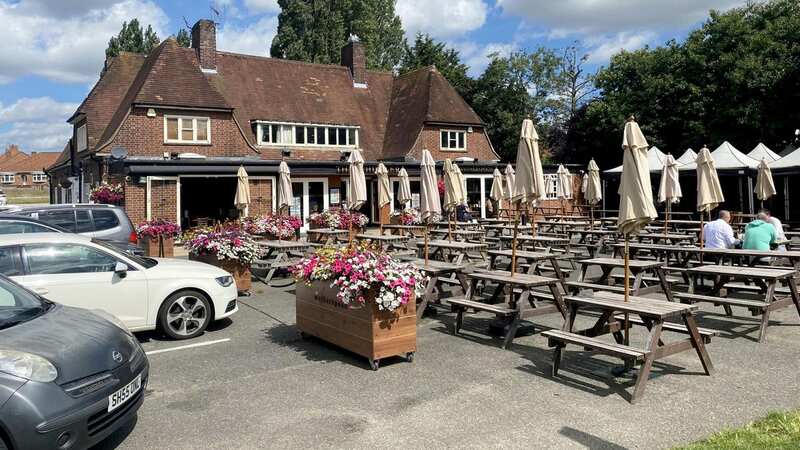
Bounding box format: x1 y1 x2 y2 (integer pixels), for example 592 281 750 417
146 108 156 118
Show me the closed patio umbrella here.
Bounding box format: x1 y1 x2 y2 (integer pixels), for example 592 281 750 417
234 166 251 217
585 159 602 229
754 158 776 205
504 163 516 219
376 163 391 233
443 159 464 239
658 153 682 232
511 118 547 275
397 168 412 209
556 164 572 214
696 146 724 249
347 149 367 245
489 168 504 219
419 149 441 265
277 161 293 215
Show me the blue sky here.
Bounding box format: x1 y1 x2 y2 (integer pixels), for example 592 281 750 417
0 0 744 153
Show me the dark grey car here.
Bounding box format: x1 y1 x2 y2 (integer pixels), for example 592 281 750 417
0 276 148 450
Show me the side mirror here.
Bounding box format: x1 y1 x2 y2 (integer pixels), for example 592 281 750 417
114 261 128 278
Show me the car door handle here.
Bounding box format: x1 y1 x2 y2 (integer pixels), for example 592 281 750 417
33 287 49 295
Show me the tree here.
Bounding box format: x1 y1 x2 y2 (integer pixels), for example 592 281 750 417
176 28 191 48
399 33 472 97
270 0 404 70
105 19 160 58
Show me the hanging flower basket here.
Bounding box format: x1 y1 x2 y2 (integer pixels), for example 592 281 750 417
89 183 124 205
292 246 425 370
241 215 302 240
184 229 262 292
137 219 181 257
308 209 368 231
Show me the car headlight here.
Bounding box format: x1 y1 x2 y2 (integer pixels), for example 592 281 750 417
91 309 132 336
215 275 234 287
0 349 58 383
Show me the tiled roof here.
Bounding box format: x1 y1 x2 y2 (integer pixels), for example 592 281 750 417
4 152 60 173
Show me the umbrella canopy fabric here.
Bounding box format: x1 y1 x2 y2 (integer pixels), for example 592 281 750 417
676 148 697 165
512 118 546 205
585 159 602 205
419 149 441 220
277 161 293 210
504 164 515 200
376 163 391 208
443 159 465 211
617 119 658 235
556 164 572 199
606 146 667 173
489 168 504 201
453 162 467 205
755 158 776 201
657 154 682 204
748 143 780 163
347 149 367 210
696 146 725 212
397 168 413 207
234 166 251 212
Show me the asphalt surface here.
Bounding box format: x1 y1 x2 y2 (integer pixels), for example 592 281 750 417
93 270 800 449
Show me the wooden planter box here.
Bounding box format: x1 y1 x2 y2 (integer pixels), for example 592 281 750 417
296 281 416 370
142 236 175 257
190 253 252 292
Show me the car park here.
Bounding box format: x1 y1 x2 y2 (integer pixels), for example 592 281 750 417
0 274 148 450
0 233 239 340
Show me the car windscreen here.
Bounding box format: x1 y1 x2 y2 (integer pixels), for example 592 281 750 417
91 239 158 269
0 276 50 330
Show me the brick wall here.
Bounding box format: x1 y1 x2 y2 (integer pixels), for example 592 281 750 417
150 179 178 222
248 178 273 216
408 125 497 161
124 181 146 224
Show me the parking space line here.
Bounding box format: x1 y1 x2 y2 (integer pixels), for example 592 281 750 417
145 338 231 356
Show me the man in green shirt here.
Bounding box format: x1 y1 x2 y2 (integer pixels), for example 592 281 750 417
742 212 777 251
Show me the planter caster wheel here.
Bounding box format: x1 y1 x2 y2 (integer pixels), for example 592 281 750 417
406 352 415 363
369 359 380 371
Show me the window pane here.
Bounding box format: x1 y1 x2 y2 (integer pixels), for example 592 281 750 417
92 210 120 231
75 210 93 233
25 244 118 275
328 128 337 145
441 132 447 148
37 210 75 232
348 129 356 146
167 118 179 140
307 127 315 144
295 126 305 144
0 247 21 277
0 222 51 234
270 125 278 143
338 128 347 146
196 119 208 141
316 127 326 145
457 132 465 149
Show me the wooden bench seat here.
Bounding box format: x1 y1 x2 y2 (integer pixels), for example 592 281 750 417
566 281 627 294
722 282 790 295
673 292 769 311
542 329 646 376
447 297 515 316
610 274 680 284
612 315 719 343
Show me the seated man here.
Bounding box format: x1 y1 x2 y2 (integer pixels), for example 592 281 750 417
703 210 739 249
760 208 786 250
742 212 778 251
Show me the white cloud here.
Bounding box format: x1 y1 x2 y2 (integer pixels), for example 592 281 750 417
585 31 656 64
454 41 516 76
0 97 78 151
217 16 278 57
0 0 168 84
397 0 488 39
244 0 280 14
497 0 744 35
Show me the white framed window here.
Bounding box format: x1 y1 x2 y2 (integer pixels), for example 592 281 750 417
256 122 358 148
32 173 47 183
164 115 211 144
76 124 87 151
0 174 14 184
440 129 466 151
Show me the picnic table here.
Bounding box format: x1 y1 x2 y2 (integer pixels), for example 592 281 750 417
499 234 571 251
306 228 349 244
448 270 567 348
487 249 567 291
407 258 469 320
414 239 487 265
483 223 533 237
542 291 714 403
252 240 309 286
537 220 588 234
433 221 482 230
612 243 800 270
570 257 674 301
682 265 800 342
356 233 411 251
431 229 485 242
568 229 619 257
636 232 695 245
382 224 426 237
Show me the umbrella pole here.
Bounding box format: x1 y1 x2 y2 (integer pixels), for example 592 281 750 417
511 205 519 277
424 223 430 267
623 234 631 368
699 211 704 263
664 202 670 234
590 205 594 231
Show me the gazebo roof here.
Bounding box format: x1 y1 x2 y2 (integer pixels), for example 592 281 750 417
605 146 667 173
681 141 759 170
747 143 780 162
675 148 696 165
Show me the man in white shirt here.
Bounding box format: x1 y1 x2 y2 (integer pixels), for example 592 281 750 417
761 208 786 250
703 210 739 249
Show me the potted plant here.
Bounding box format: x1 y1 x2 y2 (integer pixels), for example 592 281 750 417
184 229 262 292
390 208 422 225
89 183 124 205
292 246 425 370
136 219 181 257
242 215 302 240
307 209 368 231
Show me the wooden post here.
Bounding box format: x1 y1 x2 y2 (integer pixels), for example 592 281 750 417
664 202 670 235
511 209 519 278
624 234 630 347
699 210 704 263
424 222 430 267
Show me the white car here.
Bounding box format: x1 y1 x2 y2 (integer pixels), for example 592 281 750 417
0 233 238 339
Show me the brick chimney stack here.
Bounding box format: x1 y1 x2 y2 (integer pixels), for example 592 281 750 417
191 19 217 73
341 34 367 88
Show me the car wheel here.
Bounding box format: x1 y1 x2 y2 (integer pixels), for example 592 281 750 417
158 290 211 340
0 436 7 450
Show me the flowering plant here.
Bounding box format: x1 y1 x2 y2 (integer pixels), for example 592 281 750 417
292 246 426 312
391 208 422 225
136 219 181 240
308 209 369 229
437 178 445 196
90 183 124 205
183 229 262 265
242 215 302 239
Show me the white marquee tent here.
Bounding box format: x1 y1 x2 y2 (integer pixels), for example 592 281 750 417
680 141 759 171
747 143 781 162
676 148 697 165
605 146 668 173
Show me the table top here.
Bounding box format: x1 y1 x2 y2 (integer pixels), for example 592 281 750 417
484 224 533 230
432 229 485 237
501 235 570 243
579 257 665 269
407 258 466 274
257 240 310 250
565 291 697 319
415 239 487 250
488 249 558 260
383 224 426 230
637 233 695 240
468 269 558 287
356 233 409 242
686 264 797 279
701 247 800 259
307 228 349 235
569 229 617 235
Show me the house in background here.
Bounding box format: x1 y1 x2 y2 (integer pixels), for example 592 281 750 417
0 145 59 191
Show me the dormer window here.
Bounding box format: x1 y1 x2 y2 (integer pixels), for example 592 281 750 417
76 124 87 151
256 121 358 148
441 129 466 151
164 115 211 144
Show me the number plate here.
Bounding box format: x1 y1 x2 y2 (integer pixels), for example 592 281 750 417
107 374 142 412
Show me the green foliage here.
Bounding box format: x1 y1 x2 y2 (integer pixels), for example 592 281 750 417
270 0 404 71
399 33 472 97
175 28 191 48
105 19 160 58
677 410 800 449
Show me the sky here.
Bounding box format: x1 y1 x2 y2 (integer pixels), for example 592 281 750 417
0 0 745 153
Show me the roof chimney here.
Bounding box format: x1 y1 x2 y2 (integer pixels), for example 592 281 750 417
341 34 367 88
191 19 217 73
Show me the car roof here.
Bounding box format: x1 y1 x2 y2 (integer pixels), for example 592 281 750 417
0 232 92 246
9 203 120 212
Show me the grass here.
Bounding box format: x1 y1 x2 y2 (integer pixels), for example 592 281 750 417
678 410 800 449
5 188 49 205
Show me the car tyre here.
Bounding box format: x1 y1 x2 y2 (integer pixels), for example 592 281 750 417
0 436 8 450
158 290 212 340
